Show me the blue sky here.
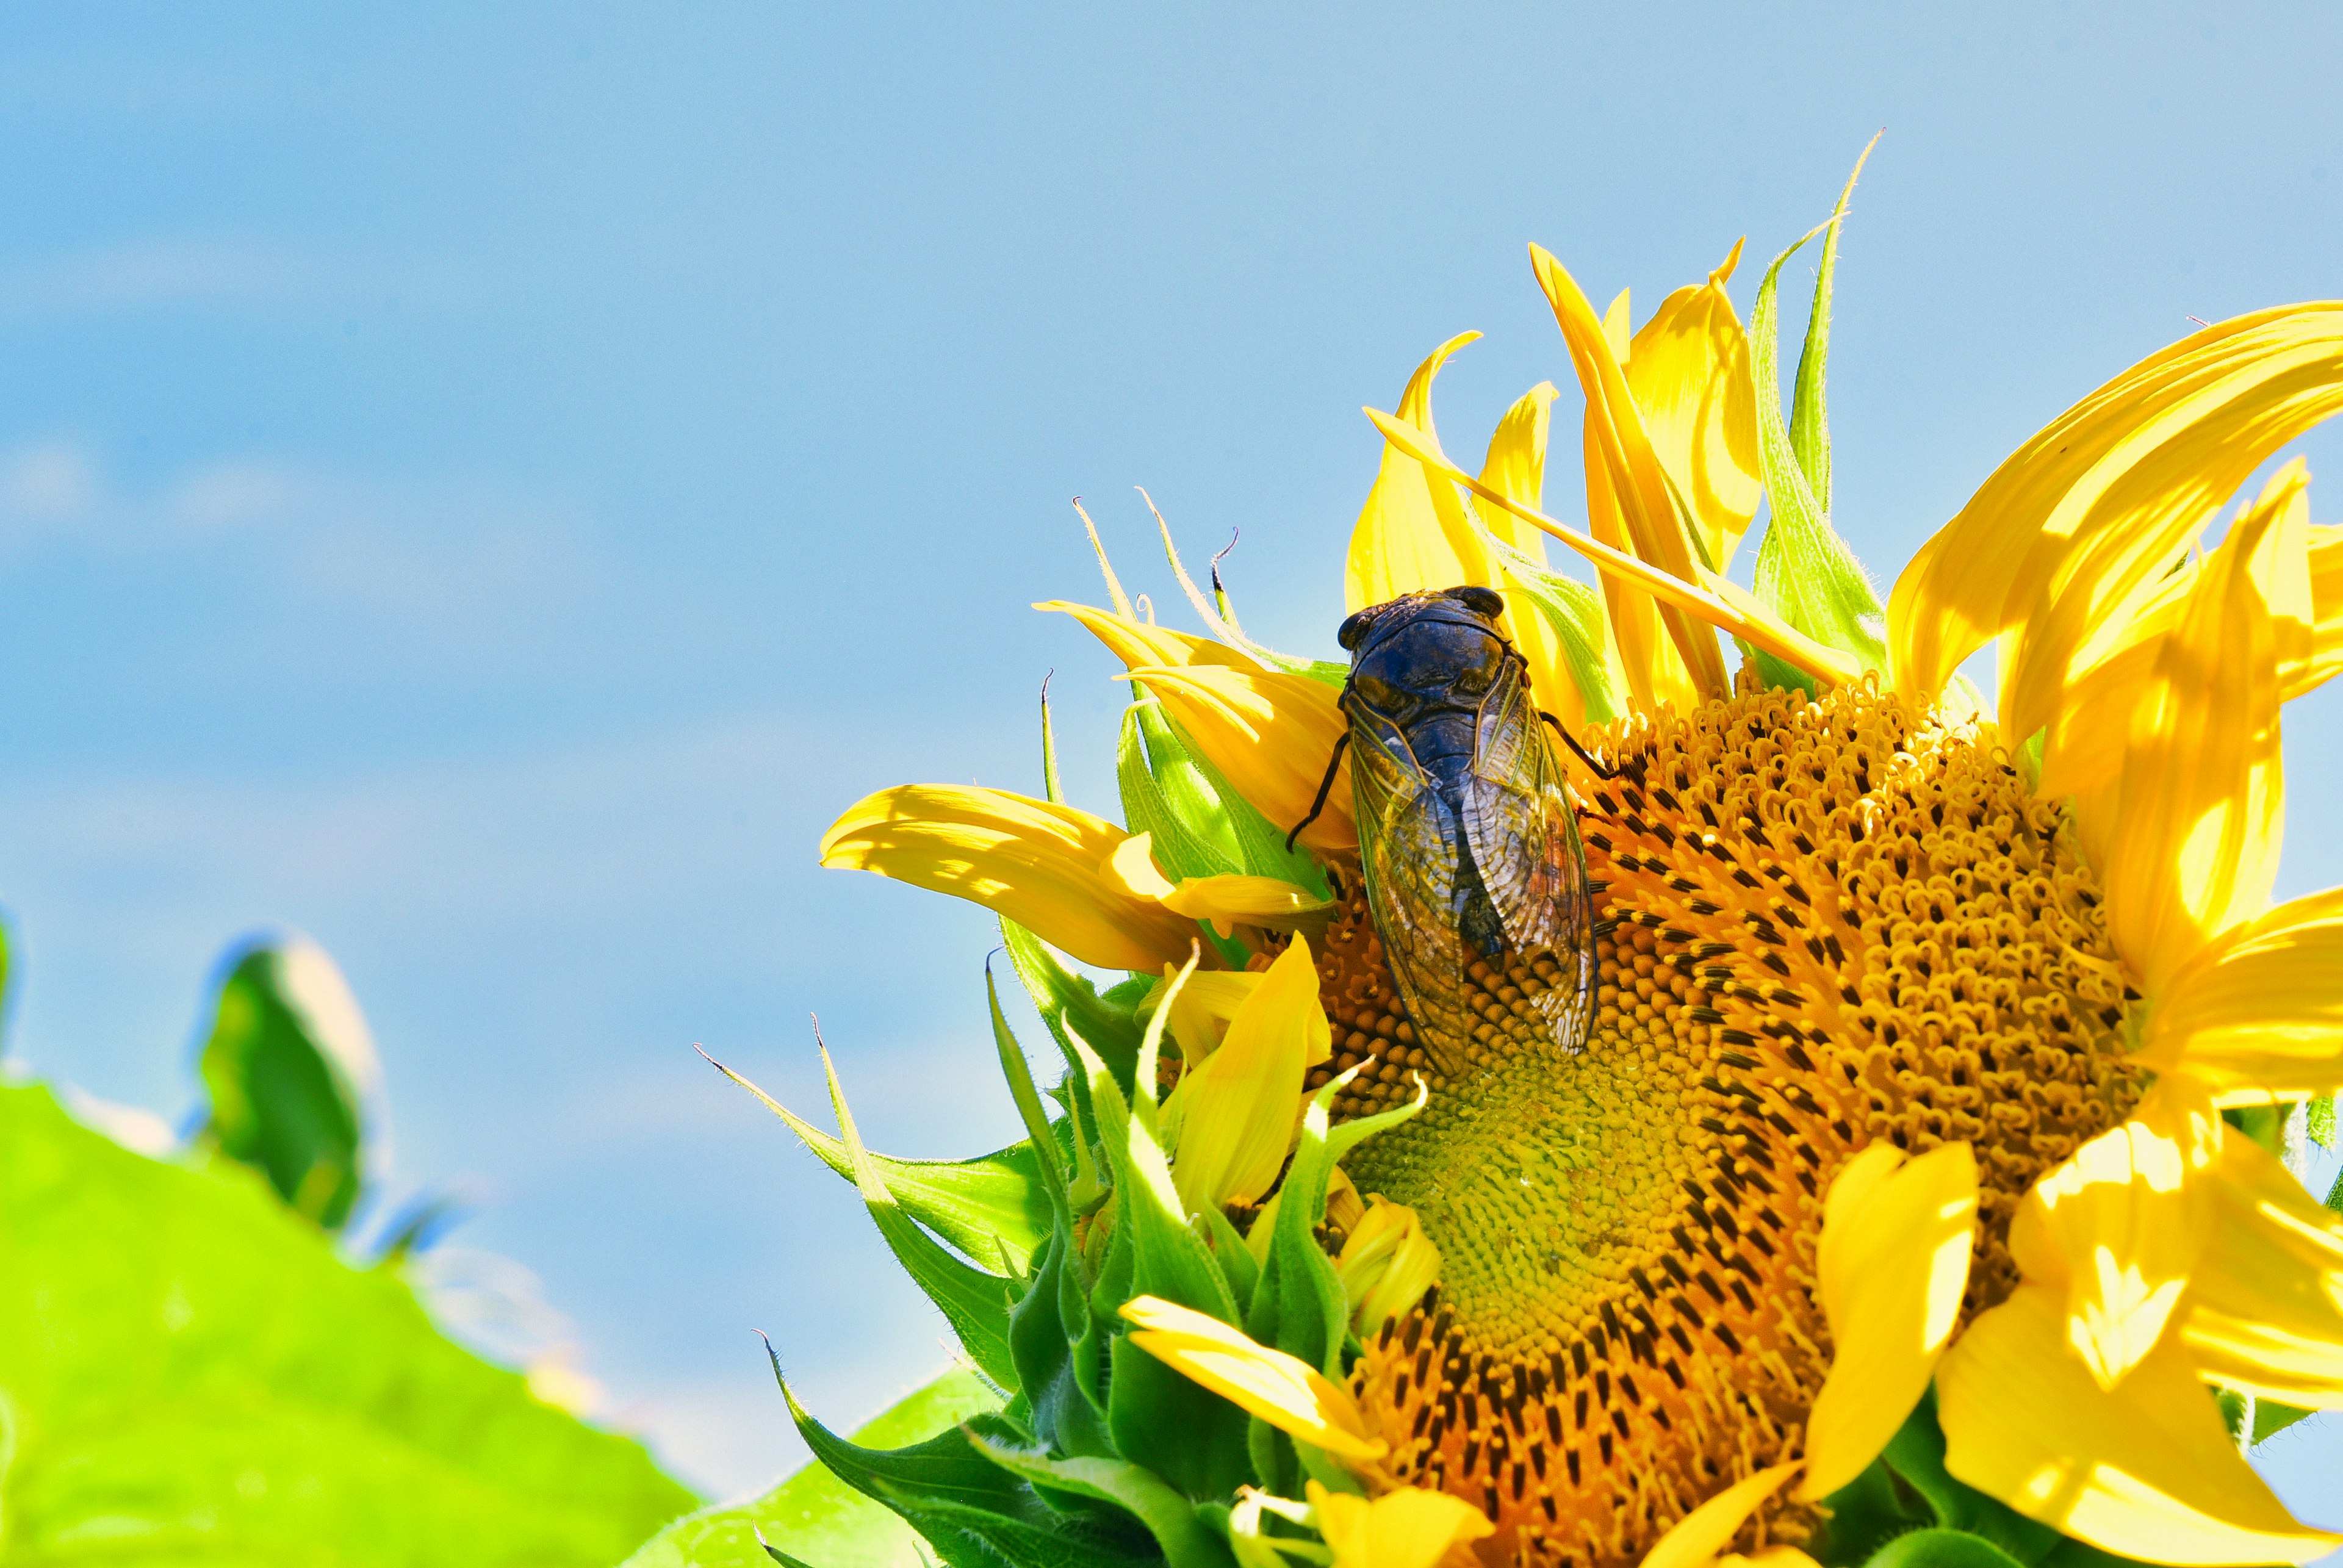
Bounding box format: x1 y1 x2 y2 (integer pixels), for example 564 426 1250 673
4 0 2340 1517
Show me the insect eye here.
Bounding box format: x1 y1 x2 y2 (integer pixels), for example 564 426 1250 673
1450 640 1505 694
1355 675 1416 718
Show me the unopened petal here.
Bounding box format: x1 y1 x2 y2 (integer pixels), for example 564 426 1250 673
1167 938 1325 1210
1345 331 1487 616
1336 1195 1442 1336
1120 1294 1384 1461
1800 1142 1977 1500
1159 874 1334 939
1937 1284 2337 1564
1308 1481 1493 1568
819 784 1195 971
1625 240 1763 576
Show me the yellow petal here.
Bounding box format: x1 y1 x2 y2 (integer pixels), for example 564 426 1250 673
1799 1142 1978 1500
2295 518 2343 699
1531 243 1731 703
2037 461 2308 802
1718 1553 1821 1568
1937 1283 2336 1564
1119 1293 1386 1462
1584 412 1699 713
2004 1081 2220 1390
1101 831 1178 899
1136 965 1262 1068
2137 885 2343 1095
1165 938 1325 1210
1040 598 1273 677
2097 463 2291 991
2178 1131 2343 1407
1890 304 2343 710
1160 874 1335 940
1123 662 1357 854
1638 1461 1800 1568
1475 381 1586 722
1307 1481 1492 1568
1625 240 1763 575
819 785 1196 971
1345 331 1486 616
1364 409 1863 689
1334 1195 1442 1336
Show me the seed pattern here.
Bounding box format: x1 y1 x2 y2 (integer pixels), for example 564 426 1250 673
1312 675 2142 1567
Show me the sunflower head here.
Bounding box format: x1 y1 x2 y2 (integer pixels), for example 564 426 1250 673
758 158 2343 1568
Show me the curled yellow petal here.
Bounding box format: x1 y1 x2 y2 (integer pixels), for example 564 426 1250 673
1159 874 1335 938
1334 1195 1442 1336
2097 461 2291 991
1119 1293 1385 1462
1638 1461 1800 1568
1123 661 1356 854
2179 1131 2343 1407
2299 519 2343 698
1937 1283 2338 1565
1039 598 1272 677
2137 885 2343 1094
1531 242 1731 703
1164 938 1326 1211
1625 240 1763 575
2004 1081 2220 1391
1474 381 1586 724
819 785 1196 971
1799 1142 1977 1500
1890 303 2343 710
1306 1480 1492 1568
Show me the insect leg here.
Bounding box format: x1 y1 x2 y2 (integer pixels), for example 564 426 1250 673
1538 710 1618 779
1285 731 1352 852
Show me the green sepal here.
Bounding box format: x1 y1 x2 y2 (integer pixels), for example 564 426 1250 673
1010 1226 1119 1459
808 1046 1021 1389
1002 918 1145 1101
769 1346 1154 1568
1789 134 1877 517
1746 157 1888 683
1200 1202 1259 1320
757 1533 816 1567
1141 497 1347 691
2305 1092 2334 1151
710 1045 1059 1273
1071 964 1255 1500
1471 518 1627 724
964 1414 1240 1568
2254 1398 2314 1443
1121 700 1329 903
990 959 1074 1228
195 939 375 1231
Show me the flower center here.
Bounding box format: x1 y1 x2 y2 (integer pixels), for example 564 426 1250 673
1304 677 2144 1567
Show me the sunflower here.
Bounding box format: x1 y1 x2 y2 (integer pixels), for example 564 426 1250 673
776 164 2343 1568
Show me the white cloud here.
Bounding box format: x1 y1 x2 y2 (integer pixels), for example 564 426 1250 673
1 442 97 519
0 237 308 318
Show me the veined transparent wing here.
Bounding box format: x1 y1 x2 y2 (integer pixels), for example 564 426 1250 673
1461 658 1597 1051
1348 722 1478 1076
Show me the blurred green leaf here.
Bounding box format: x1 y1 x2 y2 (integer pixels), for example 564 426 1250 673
622 1368 1002 1568
0 1082 696 1566
195 937 378 1231
1863 1530 2031 1568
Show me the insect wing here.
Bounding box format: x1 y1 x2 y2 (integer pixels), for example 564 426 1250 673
1461 660 1596 1049
1347 720 1477 1076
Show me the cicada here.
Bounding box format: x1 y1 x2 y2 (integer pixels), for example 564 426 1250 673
1290 586 1604 1072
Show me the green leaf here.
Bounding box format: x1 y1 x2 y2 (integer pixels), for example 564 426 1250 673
963 1415 1239 1568
624 1369 1003 1568
701 1045 1056 1272
2253 1398 2315 1444
816 1044 1021 1389
0 1081 696 1566
195 937 378 1230
1788 133 1877 515
1471 517 1626 724
1746 157 1888 685
1863 1529 2031 1568
772 1353 1156 1568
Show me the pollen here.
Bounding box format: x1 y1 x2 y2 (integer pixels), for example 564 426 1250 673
1315 675 2143 1568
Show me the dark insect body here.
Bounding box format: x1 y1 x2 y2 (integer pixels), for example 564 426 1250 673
1293 585 1602 1073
